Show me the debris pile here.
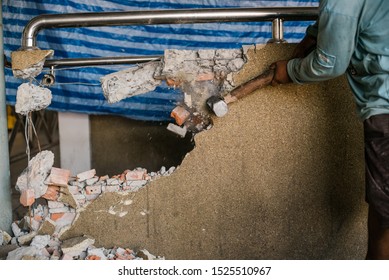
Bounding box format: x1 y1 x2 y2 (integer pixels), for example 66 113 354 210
1 150 174 260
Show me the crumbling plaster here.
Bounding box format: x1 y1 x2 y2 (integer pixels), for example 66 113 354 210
62 44 367 259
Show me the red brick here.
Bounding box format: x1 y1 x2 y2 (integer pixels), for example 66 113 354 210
50 213 65 221
42 186 60 201
170 106 190 126
125 169 146 181
20 189 35 206
48 167 71 187
85 185 102 195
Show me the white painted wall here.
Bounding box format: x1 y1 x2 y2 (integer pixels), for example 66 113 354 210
58 112 91 175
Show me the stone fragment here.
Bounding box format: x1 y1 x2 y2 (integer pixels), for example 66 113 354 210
171 106 191 126
15 150 54 198
77 169 96 182
38 218 55 236
61 236 95 257
47 167 71 187
31 235 50 249
15 83 52 115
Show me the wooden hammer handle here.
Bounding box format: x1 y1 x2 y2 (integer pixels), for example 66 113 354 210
224 68 275 104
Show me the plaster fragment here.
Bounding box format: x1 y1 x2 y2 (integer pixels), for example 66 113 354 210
101 61 162 103
15 83 52 115
15 150 54 198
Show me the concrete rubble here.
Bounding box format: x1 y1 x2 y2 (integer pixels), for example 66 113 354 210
101 61 162 103
2 158 173 260
100 48 250 137
15 83 52 115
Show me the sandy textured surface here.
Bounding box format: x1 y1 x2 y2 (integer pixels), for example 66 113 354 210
63 44 366 259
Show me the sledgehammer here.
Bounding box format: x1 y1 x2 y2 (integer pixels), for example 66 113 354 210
206 67 275 117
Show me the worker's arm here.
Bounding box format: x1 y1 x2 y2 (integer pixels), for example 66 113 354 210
273 1 361 85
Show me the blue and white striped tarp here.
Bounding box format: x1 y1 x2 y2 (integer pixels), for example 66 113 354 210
3 0 319 121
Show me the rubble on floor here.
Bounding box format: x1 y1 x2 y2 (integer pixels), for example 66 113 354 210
2 150 173 260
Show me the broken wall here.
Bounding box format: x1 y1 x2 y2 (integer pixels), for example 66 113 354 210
64 44 367 259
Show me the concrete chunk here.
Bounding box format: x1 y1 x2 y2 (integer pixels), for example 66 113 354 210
15 83 52 115
101 61 162 103
15 150 54 198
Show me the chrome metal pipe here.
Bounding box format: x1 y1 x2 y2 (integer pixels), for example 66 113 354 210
268 18 286 43
44 55 162 68
22 7 318 49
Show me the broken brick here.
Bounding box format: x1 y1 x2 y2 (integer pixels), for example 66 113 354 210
20 189 35 207
170 105 190 126
48 167 71 187
125 169 146 181
85 185 102 195
42 186 60 201
166 78 181 87
196 72 215 81
76 169 96 182
50 213 65 221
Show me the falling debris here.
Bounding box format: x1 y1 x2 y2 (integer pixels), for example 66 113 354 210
11 49 54 79
100 61 162 103
15 150 54 198
15 83 52 115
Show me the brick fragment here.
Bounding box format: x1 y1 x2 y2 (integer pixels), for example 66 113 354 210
50 213 65 221
196 72 215 81
76 169 96 182
19 189 35 206
85 185 102 195
170 105 190 126
48 167 71 187
86 176 99 186
125 169 146 181
42 186 60 201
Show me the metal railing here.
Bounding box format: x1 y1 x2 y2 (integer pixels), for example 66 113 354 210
19 7 318 68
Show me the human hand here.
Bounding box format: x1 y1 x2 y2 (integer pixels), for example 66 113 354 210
270 60 292 86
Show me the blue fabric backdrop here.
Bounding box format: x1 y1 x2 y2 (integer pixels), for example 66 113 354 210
2 0 319 121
